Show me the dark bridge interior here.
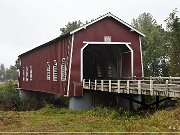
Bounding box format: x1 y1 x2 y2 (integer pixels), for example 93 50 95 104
83 44 129 80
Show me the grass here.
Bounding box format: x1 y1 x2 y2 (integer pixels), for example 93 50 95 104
0 105 180 133
0 82 179 133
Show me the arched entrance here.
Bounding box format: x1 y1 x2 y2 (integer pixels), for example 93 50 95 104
81 42 133 81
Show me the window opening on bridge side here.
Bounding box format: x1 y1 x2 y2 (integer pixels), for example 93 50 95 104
47 62 50 80
61 58 66 81
29 66 32 81
23 67 25 81
53 60 58 81
26 66 28 81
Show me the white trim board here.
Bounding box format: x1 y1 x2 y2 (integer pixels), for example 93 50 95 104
66 34 74 96
83 41 131 45
80 42 133 81
70 12 145 37
139 36 144 77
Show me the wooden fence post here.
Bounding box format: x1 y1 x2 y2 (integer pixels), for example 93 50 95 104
127 80 130 94
83 79 85 88
95 80 97 90
138 80 141 94
118 80 120 93
89 79 91 89
165 80 169 96
109 80 111 92
101 80 104 91
150 80 153 96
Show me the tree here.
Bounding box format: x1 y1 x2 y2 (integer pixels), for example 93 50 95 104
15 58 20 69
5 65 18 81
132 13 168 77
0 64 5 82
60 20 83 35
165 9 180 76
132 13 156 50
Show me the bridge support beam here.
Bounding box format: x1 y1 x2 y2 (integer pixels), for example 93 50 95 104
156 96 160 109
118 94 142 111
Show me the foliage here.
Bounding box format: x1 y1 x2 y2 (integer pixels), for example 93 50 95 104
41 104 84 116
0 81 20 110
5 65 18 81
0 82 46 111
60 20 83 35
0 63 18 82
0 82 69 111
87 107 120 119
165 9 180 76
0 64 5 82
51 95 69 108
15 58 20 69
0 106 179 132
132 13 169 77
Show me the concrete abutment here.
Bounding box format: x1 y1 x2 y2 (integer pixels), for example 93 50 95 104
69 90 142 111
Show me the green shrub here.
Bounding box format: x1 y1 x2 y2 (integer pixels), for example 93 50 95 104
0 82 69 111
0 81 20 110
18 98 47 111
49 95 69 108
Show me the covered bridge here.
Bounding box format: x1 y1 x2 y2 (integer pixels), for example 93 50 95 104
18 12 145 110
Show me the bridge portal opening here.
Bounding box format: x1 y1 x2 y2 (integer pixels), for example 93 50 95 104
82 43 132 80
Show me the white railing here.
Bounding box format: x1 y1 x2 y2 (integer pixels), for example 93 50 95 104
82 77 180 98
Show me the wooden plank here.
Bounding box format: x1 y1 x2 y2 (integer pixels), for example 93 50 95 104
83 79 85 88
171 81 180 84
165 80 169 96
150 80 153 96
88 79 91 89
109 80 111 92
173 90 175 97
101 80 104 91
138 80 141 94
127 80 130 94
95 80 97 90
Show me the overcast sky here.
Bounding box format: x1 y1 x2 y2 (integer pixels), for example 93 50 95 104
0 0 179 68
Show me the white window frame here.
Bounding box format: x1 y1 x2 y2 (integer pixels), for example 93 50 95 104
47 62 50 80
61 58 66 81
22 67 25 81
53 60 58 81
30 66 32 81
26 66 28 81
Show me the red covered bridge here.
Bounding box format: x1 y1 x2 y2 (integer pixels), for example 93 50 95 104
19 13 179 110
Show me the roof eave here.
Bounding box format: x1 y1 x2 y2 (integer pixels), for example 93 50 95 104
19 33 70 57
70 12 145 37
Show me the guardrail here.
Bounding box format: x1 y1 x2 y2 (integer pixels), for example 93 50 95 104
82 77 180 98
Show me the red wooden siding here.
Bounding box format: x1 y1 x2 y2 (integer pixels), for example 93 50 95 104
19 15 143 97
69 17 142 96
19 35 72 95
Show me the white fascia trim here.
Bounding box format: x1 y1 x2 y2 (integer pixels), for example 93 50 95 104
139 36 144 77
125 44 134 77
70 12 145 37
83 41 131 45
110 14 145 37
66 34 74 97
70 13 109 34
80 42 133 80
80 43 89 81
